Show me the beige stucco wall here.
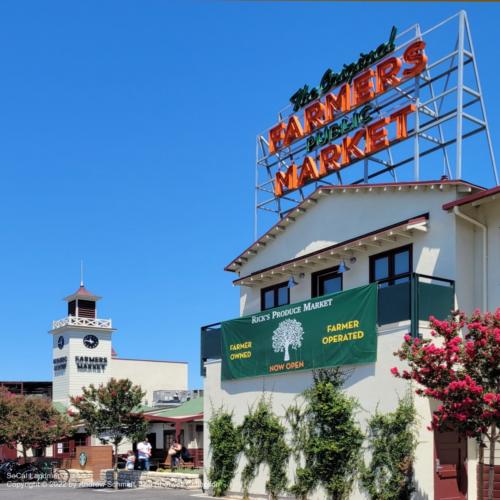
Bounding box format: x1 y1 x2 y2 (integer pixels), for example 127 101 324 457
239 187 460 317
456 198 500 311
484 201 500 310
51 334 188 406
204 187 499 499
204 323 435 499
51 328 113 404
110 358 188 406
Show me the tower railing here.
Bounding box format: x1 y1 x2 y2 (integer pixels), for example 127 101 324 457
52 316 112 330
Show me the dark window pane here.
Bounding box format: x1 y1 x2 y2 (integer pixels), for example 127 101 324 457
74 434 87 446
321 276 342 295
263 289 274 310
394 276 410 285
394 250 410 275
277 286 288 306
374 256 389 281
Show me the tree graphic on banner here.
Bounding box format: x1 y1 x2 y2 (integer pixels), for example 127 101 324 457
272 319 304 362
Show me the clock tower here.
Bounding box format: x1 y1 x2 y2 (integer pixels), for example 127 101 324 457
50 283 115 405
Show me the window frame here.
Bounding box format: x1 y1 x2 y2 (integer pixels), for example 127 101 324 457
369 244 413 285
260 281 290 311
311 266 343 298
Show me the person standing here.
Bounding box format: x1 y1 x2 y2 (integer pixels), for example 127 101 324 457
137 437 152 471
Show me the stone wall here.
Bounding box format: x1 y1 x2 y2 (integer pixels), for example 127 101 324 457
67 469 93 485
100 469 202 489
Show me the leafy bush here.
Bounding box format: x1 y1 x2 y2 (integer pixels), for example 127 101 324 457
286 368 364 500
240 397 289 500
361 396 417 500
207 408 241 497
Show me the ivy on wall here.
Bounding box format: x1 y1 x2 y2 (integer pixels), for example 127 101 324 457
207 408 242 497
286 368 364 500
361 395 417 500
240 397 289 500
207 371 417 500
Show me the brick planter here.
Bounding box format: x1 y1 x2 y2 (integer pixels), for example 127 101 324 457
478 464 500 499
100 469 202 489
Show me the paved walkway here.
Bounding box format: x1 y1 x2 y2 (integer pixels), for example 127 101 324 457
0 485 214 499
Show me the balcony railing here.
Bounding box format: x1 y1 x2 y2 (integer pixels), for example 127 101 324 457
200 273 455 375
52 316 113 330
200 322 223 376
377 273 455 336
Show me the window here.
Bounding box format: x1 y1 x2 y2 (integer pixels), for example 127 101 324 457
74 433 88 447
369 245 412 287
147 432 157 451
78 300 96 318
68 300 76 317
311 266 343 298
196 424 203 447
261 282 290 311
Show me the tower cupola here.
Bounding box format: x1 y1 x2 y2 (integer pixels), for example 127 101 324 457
63 284 102 319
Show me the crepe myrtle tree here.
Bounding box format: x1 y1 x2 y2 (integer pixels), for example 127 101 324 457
272 319 304 362
392 309 500 500
70 378 148 489
0 388 72 460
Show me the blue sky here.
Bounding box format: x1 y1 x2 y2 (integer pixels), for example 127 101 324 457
0 1 498 389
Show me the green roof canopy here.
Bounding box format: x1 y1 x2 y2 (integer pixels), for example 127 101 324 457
144 397 203 420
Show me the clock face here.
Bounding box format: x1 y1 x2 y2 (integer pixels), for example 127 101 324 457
57 336 65 350
83 334 99 349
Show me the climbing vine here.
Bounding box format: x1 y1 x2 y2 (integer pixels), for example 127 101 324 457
207 408 242 497
240 397 289 500
286 368 364 500
361 395 418 500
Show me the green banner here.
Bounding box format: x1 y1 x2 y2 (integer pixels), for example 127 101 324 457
221 284 378 381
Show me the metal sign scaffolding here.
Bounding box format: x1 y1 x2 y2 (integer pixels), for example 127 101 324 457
254 11 498 237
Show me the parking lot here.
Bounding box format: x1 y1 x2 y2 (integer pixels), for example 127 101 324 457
0 485 213 499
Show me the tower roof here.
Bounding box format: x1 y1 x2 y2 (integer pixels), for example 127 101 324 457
63 285 102 302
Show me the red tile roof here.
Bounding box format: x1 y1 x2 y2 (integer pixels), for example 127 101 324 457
63 285 102 302
72 285 94 297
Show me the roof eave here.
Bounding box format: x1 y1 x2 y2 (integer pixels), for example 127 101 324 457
234 214 429 287
225 180 483 274
442 185 500 210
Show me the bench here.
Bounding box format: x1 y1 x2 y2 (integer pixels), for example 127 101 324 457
159 454 196 470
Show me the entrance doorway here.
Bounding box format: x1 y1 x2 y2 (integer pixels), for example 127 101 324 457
434 429 467 499
163 430 175 451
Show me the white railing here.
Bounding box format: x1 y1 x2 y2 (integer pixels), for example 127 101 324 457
52 316 112 330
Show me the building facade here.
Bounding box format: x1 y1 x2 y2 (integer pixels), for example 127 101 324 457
50 284 188 407
201 181 500 499
0 283 200 464
46 283 198 460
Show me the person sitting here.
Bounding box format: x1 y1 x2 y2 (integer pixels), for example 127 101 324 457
125 450 136 471
168 441 182 467
181 446 193 463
